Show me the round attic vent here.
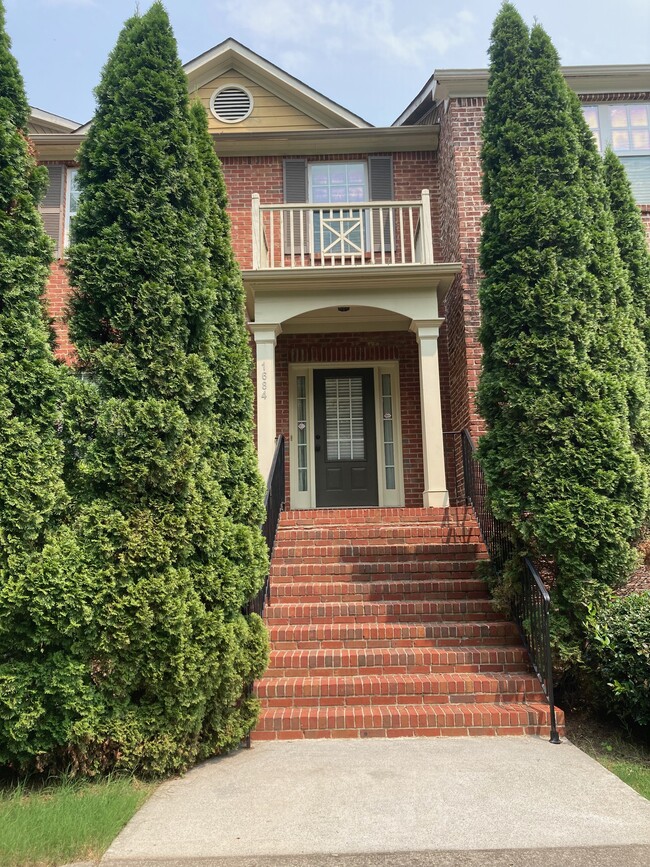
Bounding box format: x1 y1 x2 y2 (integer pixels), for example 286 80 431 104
210 85 253 123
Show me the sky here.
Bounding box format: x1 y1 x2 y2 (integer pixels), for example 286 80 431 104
6 0 650 128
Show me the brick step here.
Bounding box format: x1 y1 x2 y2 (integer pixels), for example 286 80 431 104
251 702 564 740
272 543 488 563
257 673 546 706
271 563 481 583
268 646 529 676
271 578 490 604
279 508 476 527
270 559 481 580
275 526 484 544
265 599 500 625
269 620 520 649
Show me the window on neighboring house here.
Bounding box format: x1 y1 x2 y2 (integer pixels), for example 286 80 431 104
64 167 80 248
582 103 650 202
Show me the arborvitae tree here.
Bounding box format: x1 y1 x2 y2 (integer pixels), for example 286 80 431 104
0 0 79 770
1 2 267 776
477 3 646 649
0 0 66 566
188 101 266 527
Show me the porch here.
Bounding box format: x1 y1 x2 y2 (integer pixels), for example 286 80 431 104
243 190 462 511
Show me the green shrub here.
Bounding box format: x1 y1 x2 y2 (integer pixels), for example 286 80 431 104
477 4 647 643
584 592 650 729
0 2 268 777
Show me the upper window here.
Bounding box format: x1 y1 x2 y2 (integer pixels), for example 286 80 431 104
583 103 650 155
64 167 80 247
308 162 368 204
210 85 254 123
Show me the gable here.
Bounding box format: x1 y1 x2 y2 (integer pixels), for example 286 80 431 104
194 70 327 133
184 38 370 131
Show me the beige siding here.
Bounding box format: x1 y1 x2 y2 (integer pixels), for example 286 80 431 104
195 72 326 132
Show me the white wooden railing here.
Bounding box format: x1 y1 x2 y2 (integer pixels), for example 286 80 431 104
251 190 434 269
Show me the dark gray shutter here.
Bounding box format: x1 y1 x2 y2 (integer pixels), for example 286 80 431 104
40 165 65 257
283 159 308 254
369 156 393 252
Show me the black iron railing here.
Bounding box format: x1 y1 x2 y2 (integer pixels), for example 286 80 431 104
456 428 560 744
460 429 513 569
244 434 285 618
514 558 561 744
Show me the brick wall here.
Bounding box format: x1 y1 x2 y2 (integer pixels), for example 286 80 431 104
46 260 75 362
437 98 486 441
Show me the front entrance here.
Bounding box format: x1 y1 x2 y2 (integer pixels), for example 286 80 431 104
313 368 379 507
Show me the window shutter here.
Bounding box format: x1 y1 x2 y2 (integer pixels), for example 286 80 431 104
283 159 308 255
40 165 64 257
369 156 393 252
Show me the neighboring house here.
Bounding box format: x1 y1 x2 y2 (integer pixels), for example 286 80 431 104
27 43 650 739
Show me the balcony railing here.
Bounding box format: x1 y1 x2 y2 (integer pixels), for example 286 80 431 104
251 190 434 270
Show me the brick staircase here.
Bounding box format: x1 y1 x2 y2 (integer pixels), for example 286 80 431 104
251 507 564 740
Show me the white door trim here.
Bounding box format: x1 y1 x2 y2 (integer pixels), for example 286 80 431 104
288 361 404 509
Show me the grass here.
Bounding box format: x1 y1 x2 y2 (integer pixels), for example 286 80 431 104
566 709 650 801
0 774 155 867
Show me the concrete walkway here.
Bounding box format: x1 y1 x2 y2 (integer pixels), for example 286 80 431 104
102 737 650 867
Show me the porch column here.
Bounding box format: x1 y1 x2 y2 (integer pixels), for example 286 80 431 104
250 324 282 481
410 319 449 508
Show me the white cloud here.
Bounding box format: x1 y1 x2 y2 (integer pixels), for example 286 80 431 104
221 0 477 70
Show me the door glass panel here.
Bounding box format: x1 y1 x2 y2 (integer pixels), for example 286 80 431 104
325 377 365 461
296 375 308 491
381 373 396 490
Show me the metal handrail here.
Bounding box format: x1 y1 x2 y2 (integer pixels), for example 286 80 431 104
458 428 560 744
243 434 285 618
515 558 561 744
460 429 513 569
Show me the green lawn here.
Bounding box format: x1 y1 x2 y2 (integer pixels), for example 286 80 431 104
566 710 650 801
0 775 154 867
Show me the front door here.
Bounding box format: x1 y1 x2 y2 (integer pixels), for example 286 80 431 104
313 368 379 507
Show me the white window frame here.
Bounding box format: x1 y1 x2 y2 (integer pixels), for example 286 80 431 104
288 361 404 509
64 166 79 249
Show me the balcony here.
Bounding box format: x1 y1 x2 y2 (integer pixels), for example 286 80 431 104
251 189 435 270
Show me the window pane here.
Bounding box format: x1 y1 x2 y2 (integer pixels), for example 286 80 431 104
325 377 365 462
311 166 329 185
631 130 650 150
612 129 631 151
582 106 599 129
629 106 649 127
610 107 628 128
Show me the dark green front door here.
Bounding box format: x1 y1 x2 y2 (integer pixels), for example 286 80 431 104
313 368 379 507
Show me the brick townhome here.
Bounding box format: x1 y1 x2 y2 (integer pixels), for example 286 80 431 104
28 43 650 739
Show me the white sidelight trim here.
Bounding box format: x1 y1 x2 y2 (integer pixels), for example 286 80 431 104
251 324 282 480
410 319 449 508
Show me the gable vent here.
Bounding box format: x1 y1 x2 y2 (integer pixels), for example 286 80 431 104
210 85 253 123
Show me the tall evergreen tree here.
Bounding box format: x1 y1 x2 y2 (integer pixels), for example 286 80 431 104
1 2 267 775
477 3 646 645
0 0 66 566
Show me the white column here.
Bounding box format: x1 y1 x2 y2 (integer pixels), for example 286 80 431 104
251 324 282 481
410 319 449 508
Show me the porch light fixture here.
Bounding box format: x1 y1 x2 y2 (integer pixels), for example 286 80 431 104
337 306 350 312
